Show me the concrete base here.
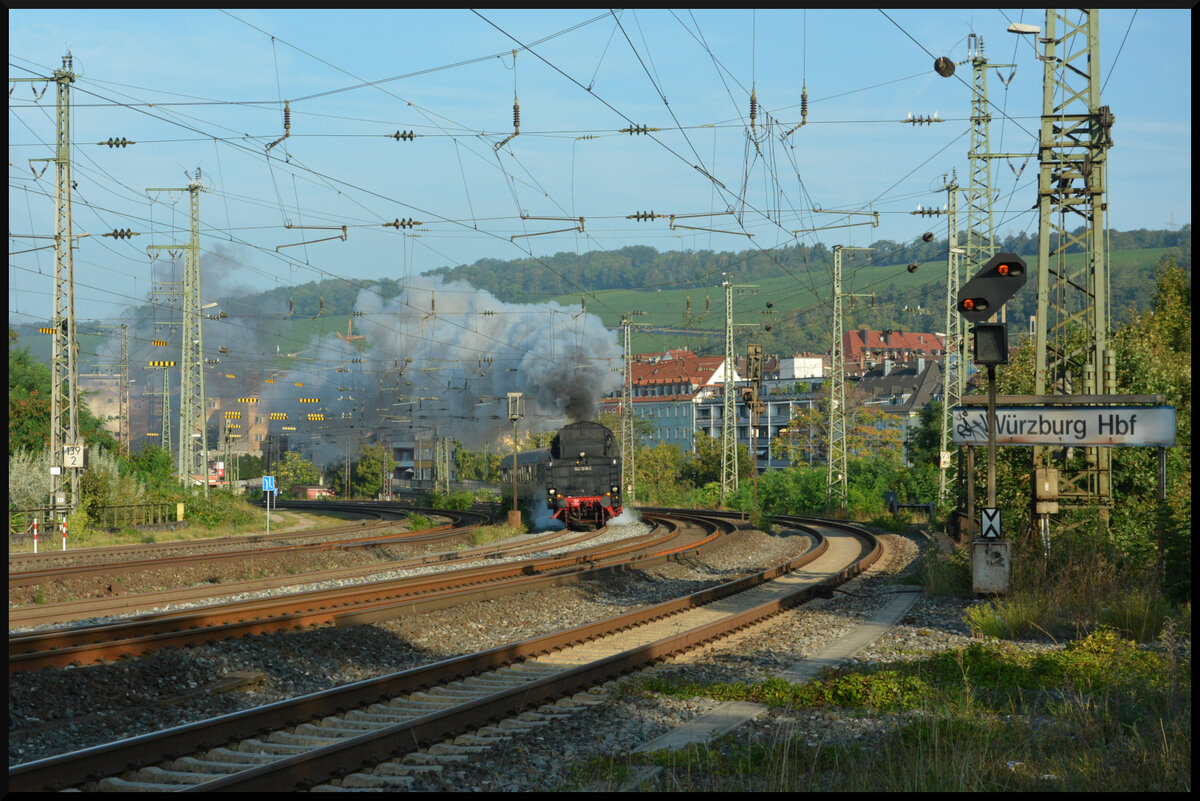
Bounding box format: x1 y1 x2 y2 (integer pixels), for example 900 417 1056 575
506 510 522 530
971 539 1010 595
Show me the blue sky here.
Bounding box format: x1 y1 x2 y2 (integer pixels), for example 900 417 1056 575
9 9 1191 325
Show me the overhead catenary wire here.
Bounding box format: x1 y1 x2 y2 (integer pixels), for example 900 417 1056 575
11 10 1092 378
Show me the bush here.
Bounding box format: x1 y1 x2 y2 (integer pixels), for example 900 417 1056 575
8 449 53 511
426 490 474 511
184 489 257 529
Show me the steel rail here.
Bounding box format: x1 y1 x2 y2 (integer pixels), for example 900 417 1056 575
8 507 474 587
8 523 591 630
7 514 710 672
7 505 397 572
10 514 876 792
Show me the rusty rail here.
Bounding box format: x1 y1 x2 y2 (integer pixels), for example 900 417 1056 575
10 514 877 791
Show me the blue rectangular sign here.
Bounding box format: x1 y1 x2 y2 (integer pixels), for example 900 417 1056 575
263 475 276 492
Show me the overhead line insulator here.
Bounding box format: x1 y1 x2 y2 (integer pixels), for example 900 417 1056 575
619 125 659 135
266 100 291 152
97 137 135 148
390 130 415 141
384 218 421 229
102 228 138 239
626 211 658 222
902 112 943 126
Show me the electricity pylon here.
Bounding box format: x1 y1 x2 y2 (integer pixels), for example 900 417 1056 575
828 246 874 510
1033 9 1115 530
964 35 1003 290
721 278 738 503
147 171 209 496
620 313 645 504
719 277 759 505
937 175 963 508
12 54 81 517
435 437 451 495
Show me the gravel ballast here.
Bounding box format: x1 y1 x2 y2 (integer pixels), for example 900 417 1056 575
9 522 1071 792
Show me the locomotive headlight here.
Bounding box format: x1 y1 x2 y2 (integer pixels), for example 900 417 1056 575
611 486 619 495
548 488 556 495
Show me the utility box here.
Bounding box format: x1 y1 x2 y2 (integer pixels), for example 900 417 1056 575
177 502 185 522
972 539 1010 595
1034 467 1059 515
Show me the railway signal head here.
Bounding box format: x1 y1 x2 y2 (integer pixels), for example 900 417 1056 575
957 252 1027 323
970 322 1010 366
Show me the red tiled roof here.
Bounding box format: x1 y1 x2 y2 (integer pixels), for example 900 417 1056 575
844 329 944 358
631 353 724 387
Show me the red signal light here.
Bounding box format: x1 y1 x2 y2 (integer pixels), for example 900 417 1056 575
997 263 1011 276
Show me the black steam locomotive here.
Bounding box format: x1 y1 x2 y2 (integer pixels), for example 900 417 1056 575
500 420 622 530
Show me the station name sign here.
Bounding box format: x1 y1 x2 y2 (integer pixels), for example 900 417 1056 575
952 406 1176 447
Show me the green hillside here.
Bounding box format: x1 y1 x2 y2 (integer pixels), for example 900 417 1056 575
552 245 1190 357
10 227 1190 367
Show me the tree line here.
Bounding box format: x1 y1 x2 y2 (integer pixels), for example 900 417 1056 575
423 225 1190 302
177 226 1189 321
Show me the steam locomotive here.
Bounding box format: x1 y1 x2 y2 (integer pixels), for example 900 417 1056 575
500 420 622 530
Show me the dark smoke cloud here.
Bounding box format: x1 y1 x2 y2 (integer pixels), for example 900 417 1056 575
265 275 622 463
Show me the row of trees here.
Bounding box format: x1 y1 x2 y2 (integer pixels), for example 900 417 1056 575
425 227 1189 302
116 226 1187 331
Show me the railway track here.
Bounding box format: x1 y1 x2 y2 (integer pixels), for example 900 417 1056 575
8 521 593 630
8 512 879 792
8 503 403 571
8 512 717 673
8 505 485 586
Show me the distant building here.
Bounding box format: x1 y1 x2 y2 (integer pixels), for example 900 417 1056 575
599 349 822 471
843 329 944 378
598 349 732 453
853 358 943 463
774 354 827 380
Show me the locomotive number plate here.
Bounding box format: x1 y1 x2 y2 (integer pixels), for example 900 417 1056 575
573 465 592 472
